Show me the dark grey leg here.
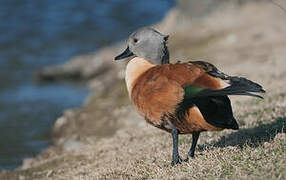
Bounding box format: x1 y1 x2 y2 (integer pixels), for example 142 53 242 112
184 132 200 162
171 129 182 166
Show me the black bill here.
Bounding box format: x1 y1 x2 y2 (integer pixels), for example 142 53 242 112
114 47 134 60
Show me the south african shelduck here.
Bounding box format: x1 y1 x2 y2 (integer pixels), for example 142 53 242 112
114 27 265 166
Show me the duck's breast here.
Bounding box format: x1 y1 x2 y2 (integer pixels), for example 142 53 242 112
130 64 185 126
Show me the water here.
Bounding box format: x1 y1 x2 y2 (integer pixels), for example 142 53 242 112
0 0 175 170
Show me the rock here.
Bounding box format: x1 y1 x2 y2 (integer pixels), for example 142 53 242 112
54 116 67 132
274 133 286 142
163 162 169 167
63 139 85 152
46 170 54 177
263 142 271 148
21 158 35 170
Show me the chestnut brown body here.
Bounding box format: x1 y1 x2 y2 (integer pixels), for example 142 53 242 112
127 58 224 134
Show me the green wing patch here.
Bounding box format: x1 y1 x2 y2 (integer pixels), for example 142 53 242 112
184 85 204 98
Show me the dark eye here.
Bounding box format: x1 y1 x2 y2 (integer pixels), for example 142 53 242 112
133 38 138 43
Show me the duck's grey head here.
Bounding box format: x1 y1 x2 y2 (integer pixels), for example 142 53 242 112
114 27 169 65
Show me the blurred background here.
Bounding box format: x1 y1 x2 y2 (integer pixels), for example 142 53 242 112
0 0 175 170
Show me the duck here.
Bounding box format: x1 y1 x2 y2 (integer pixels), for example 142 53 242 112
114 27 265 166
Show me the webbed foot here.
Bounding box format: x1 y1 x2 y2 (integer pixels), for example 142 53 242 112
171 155 182 166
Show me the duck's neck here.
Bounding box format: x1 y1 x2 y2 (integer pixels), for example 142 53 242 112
125 57 156 96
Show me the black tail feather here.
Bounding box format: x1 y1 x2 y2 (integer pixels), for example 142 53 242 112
229 76 265 93
195 76 265 98
196 89 264 99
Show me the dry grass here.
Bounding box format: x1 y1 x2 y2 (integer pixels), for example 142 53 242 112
1 91 286 180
